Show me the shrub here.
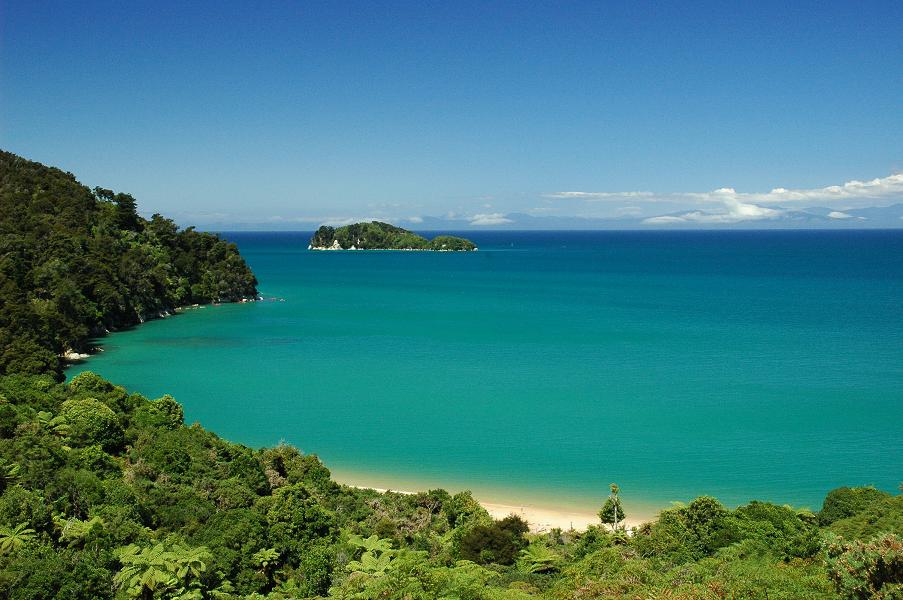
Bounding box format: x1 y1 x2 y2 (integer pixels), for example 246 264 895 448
820 487 892 526
59 398 122 451
824 533 903 598
458 515 529 565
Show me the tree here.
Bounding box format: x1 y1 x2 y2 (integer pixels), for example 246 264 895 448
59 397 123 450
252 547 280 589
53 514 104 548
0 458 21 493
113 541 213 600
519 543 561 573
0 522 36 554
346 534 396 576
458 515 529 565
599 483 626 532
113 192 141 231
819 486 891 525
260 484 337 563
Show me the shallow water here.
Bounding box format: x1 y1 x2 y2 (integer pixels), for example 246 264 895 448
69 230 903 516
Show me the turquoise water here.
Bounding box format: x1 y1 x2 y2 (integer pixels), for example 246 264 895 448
69 231 903 516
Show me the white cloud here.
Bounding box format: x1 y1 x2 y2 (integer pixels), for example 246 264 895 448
545 191 655 200
405 216 424 223
827 211 853 219
556 172 903 225
688 174 903 206
319 216 390 226
555 173 903 208
643 215 688 224
642 199 783 225
469 213 513 226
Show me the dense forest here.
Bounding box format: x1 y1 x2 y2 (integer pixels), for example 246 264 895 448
0 150 258 377
310 222 476 251
0 152 900 598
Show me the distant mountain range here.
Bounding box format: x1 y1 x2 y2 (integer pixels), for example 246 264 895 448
179 203 903 231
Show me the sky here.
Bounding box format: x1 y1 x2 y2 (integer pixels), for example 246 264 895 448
2 1 902 228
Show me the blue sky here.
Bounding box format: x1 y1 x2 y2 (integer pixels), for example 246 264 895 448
2 1 902 227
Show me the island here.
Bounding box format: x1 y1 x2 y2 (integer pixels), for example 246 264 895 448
309 221 477 251
2 152 900 600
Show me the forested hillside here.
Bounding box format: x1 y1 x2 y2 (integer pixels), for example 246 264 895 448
310 222 476 251
0 372 900 599
0 151 257 376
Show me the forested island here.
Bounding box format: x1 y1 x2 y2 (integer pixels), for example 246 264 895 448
310 222 477 251
0 152 901 599
0 151 258 377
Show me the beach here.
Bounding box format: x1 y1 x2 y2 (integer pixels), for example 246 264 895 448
481 500 645 533
345 483 648 533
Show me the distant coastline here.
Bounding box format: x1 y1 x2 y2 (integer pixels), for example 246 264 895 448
308 244 475 252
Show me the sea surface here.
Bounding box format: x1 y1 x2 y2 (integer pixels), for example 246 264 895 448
68 230 903 517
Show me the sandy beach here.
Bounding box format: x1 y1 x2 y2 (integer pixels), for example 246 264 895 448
481 500 646 533
347 484 649 533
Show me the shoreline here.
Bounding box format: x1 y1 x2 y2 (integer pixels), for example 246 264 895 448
59 298 262 365
309 245 477 252
346 483 650 533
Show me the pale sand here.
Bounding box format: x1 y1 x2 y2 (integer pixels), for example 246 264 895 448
482 501 645 533
348 485 648 533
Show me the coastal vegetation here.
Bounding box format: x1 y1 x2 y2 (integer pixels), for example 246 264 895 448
0 372 901 599
0 150 258 377
310 222 476 251
1 153 901 598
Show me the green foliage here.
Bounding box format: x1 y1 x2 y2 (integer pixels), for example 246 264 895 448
0 541 115 599
0 458 20 494
258 443 336 493
428 235 477 251
0 523 35 555
458 515 530 565
444 490 491 528
113 540 213 599
68 371 116 396
259 483 337 563
825 533 903 598
345 533 397 577
59 397 123 450
53 514 104 548
829 495 903 541
519 543 561 573
598 496 626 528
252 547 279 570
732 501 822 560
310 221 476 251
0 150 258 377
132 394 184 431
820 486 893 526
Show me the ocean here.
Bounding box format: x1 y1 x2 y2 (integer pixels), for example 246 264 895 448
67 230 903 518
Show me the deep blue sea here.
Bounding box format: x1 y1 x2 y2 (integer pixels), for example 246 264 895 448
69 230 903 517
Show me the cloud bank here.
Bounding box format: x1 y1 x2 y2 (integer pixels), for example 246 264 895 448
469 213 513 226
547 173 903 224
